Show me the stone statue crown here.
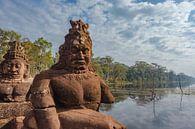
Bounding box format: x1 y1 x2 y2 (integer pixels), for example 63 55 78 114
59 20 92 56
64 19 92 48
3 41 28 61
69 19 89 36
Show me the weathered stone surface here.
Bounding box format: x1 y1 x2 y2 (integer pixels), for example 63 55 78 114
24 109 125 129
24 20 126 129
0 118 12 128
1 116 25 129
0 41 31 102
0 101 32 128
0 102 32 119
58 109 125 129
0 41 32 129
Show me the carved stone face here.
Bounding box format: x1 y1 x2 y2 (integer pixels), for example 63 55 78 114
2 59 26 80
68 40 91 70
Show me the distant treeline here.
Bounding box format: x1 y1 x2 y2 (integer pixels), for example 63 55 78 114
1 28 195 88
92 56 195 88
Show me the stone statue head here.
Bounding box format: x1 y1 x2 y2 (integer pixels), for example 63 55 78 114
0 41 30 81
52 20 93 72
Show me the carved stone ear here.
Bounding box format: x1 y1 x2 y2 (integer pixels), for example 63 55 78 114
1 60 7 75
24 64 30 79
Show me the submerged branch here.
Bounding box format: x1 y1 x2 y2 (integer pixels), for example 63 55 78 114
178 77 183 94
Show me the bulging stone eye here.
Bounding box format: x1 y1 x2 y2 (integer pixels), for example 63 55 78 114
7 63 11 70
16 64 21 68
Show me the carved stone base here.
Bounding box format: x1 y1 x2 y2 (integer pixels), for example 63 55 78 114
0 118 12 128
0 102 32 119
0 102 32 128
0 116 25 129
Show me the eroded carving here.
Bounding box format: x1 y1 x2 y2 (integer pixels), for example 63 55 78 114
0 41 31 102
24 20 126 129
0 41 32 129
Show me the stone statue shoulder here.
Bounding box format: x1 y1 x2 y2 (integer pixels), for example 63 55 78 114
30 69 54 93
29 69 57 108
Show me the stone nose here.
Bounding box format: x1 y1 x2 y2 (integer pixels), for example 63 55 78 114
78 51 84 59
10 65 17 72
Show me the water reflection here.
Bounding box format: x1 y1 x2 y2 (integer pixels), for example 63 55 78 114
100 84 195 129
110 86 167 106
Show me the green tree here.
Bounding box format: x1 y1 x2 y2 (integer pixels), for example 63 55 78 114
22 37 53 76
33 37 53 74
151 63 167 88
99 56 113 81
111 62 128 83
92 57 104 77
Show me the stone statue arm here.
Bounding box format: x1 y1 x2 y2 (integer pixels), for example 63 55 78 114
29 74 60 129
100 78 115 103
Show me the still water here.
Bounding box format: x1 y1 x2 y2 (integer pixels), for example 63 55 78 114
100 84 195 129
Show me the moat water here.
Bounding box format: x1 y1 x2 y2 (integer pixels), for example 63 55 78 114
100 84 195 129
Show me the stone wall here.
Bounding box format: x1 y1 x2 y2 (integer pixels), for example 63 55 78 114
0 102 32 128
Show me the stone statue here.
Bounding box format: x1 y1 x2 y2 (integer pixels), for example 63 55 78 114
0 41 32 129
24 20 126 129
0 41 31 102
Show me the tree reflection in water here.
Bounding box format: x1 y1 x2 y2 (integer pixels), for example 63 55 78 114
179 94 183 111
100 84 195 129
100 83 191 113
100 84 167 111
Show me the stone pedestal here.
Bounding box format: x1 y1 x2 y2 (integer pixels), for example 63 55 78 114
0 102 32 129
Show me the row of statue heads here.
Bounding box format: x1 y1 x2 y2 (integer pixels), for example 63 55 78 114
0 19 92 81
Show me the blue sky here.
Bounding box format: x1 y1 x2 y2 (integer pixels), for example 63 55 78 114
0 0 195 76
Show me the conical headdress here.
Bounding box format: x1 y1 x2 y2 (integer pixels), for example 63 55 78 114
3 41 28 61
59 20 92 56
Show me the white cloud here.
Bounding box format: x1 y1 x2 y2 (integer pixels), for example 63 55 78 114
0 0 195 76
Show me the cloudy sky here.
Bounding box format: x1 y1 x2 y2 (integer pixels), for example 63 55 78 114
0 0 195 76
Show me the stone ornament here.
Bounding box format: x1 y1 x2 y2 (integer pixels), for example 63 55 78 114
0 41 31 102
24 20 126 129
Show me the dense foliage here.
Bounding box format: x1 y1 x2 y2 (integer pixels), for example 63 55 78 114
92 56 129 84
126 61 195 88
92 58 195 88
